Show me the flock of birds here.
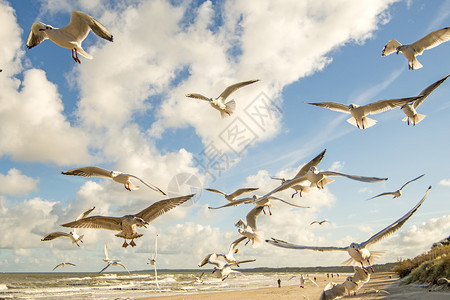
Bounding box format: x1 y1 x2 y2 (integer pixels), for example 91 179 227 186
21 8 448 299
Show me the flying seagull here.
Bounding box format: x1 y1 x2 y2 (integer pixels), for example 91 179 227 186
235 206 265 246
308 96 422 129
62 166 166 195
42 206 95 247
26 10 113 64
101 244 129 273
198 236 246 268
319 281 348 300
147 234 160 289
205 187 259 202
271 149 326 198
52 262 76 271
382 27 450 70
401 74 450 125
198 253 255 281
62 195 194 248
310 219 329 225
186 79 259 118
367 174 425 200
267 186 431 273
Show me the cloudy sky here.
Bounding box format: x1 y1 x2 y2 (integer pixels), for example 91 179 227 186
1 0 449 272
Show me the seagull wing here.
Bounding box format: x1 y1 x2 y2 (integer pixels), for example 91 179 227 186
154 234 158 259
362 96 421 115
62 166 112 179
361 186 431 248
307 102 351 113
208 197 252 209
76 206 96 220
41 232 71 241
263 175 309 197
228 259 256 267
410 27 450 55
228 188 259 199
398 174 425 191
269 196 311 208
415 74 450 108
198 253 214 267
53 263 63 271
218 79 260 101
228 236 246 256
117 262 130 273
26 22 48 49
207 254 226 269
381 40 402 56
135 194 194 222
63 11 113 43
320 171 388 182
65 262 76 267
266 238 347 251
100 263 112 273
205 188 226 196
246 206 264 231
185 93 210 101
294 149 327 178
367 192 395 200
308 277 319 287
61 216 122 231
124 174 166 195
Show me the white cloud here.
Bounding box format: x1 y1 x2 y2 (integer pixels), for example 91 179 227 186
0 168 39 197
439 179 450 186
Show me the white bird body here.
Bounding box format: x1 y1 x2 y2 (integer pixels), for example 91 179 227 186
186 80 259 118
298 274 319 288
199 253 255 281
267 186 431 272
101 244 129 273
382 27 450 69
343 276 359 296
401 74 450 125
62 195 193 248
319 281 347 300
26 11 113 63
235 206 264 246
62 166 166 195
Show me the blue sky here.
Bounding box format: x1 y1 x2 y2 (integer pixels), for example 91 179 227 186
0 0 449 273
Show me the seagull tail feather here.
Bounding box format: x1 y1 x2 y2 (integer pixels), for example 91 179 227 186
221 100 236 118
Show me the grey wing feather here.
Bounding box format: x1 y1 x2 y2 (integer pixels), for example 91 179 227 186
53 263 63 271
266 238 347 251
229 259 256 267
361 186 431 248
62 166 112 179
64 11 113 43
208 197 252 209
228 188 259 199
367 192 394 200
229 236 246 252
362 96 421 115
100 263 112 273
294 149 326 178
270 197 310 208
42 232 71 241
307 102 351 113
205 188 226 196
124 174 166 195
61 216 122 231
77 206 96 220
185 93 210 101
135 194 194 222
218 79 260 100
246 206 264 231
27 23 47 49
411 27 450 54
117 262 130 273
398 174 425 190
415 74 450 108
321 171 387 182
198 253 213 267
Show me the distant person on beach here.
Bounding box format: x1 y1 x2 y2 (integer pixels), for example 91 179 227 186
277 278 281 288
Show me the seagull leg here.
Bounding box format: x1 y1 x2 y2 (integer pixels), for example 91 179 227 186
268 207 272 216
291 191 298 198
124 183 131 191
245 239 250 246
72 49 81 64
130 240 136 247
262 208 266 215
122 240 129 248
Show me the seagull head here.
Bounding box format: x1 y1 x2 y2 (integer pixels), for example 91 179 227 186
39 24 54 31
309 166 318 174
348 104 359 109
110 171 121 177
349 242 361 253
134 217 149 228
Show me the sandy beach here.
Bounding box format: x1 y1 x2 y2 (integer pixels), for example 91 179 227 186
143 272 450 300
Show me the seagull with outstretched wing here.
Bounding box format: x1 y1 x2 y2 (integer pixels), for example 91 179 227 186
367 174 424 200
27 11 113 63
382 27 450 70
205 187 258 202
267 186 431 273
62 166 166 195
186 79 259 118
52 262 76 271
100 244 130 273
147 234 160 289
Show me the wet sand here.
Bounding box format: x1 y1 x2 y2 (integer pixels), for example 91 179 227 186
141 272 449 300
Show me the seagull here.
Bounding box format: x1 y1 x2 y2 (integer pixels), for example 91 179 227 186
299 274 319 288
209 195 310 215
42 206 95 247
62 166 166 195
319 281 347 300
26 11 113 64
147 234 160 289
382 27 450 70
267 186 431 273
271 149 326 197
235 206 265 246
310 220 329 225
52 262 76 271
187 272 205 284
367 174 425 200
342 276 359 296
352 266 370 285
100 244 130 273
205 187 259 202
222 236 247 264
61 195 193 248
185 79 260 118
198 253 255 281
401 74 450 125
308 96 422 129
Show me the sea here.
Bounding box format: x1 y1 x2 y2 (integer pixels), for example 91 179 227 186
0 270 316 299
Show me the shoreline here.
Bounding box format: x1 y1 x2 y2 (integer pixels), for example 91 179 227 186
140 272 450 300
